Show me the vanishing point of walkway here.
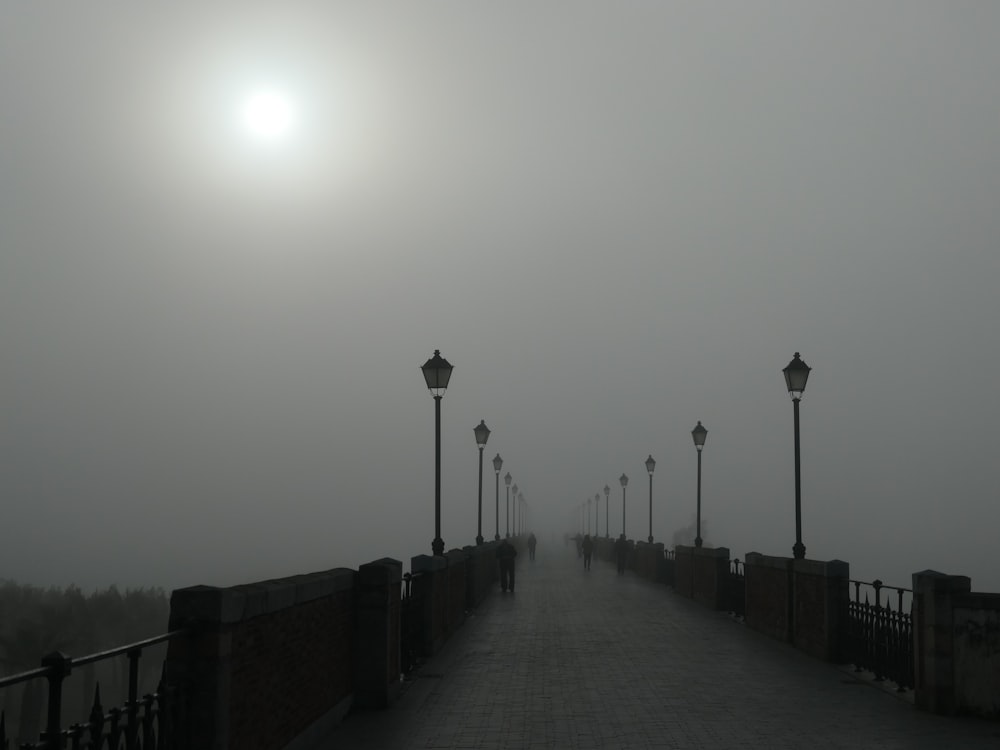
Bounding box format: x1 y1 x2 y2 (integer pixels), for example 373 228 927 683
326 543 1000 749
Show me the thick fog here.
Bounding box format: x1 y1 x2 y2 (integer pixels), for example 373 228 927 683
1 3 997 594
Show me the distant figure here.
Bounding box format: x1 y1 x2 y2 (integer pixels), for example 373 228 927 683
614 534 628 575
527 533 537 561
581 534 594 570
496 537 518 592
575 533 583 558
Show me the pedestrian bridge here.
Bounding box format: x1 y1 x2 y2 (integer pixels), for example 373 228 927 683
3 538 999 749
322 545 998 749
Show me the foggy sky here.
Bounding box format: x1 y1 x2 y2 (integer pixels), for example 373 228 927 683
1 3 998 593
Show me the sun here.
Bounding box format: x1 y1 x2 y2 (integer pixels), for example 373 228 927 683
241 89 296 140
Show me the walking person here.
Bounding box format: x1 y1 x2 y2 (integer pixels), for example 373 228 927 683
527 532 537 561
614 533 628 576
581 534 594 570
496 537 518 592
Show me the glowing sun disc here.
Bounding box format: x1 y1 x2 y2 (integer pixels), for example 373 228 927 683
242 90 295 139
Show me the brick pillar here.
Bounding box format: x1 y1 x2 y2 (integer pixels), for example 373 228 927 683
445 549 468 634
674 546 695 598
355 558 402 709
411 554 447 656
913 570 972 714
791 558 849 662
745 553 793 643
653 543 666 583
693 546 731 610
166 585 237 750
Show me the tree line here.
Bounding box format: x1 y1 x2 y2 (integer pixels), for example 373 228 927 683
0 578 170 744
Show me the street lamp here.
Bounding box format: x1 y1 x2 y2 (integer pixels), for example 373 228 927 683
595 493 600 537
473 420 491 545
604 484 610 538
645 455 656 543
619 473 629 539
783 351 812 560
511 483 518 538
586 497 592 535
504 473 512 538
493 454 503 541
421 349 453 556
518 492 525 535
691 421 707 548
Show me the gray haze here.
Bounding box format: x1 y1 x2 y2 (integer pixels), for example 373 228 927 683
1 3 997 593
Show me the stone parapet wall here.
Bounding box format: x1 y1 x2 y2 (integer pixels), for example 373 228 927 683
745 553 792 642
913 571 1000 718
633 542 665 582
675 545 730 609
791 558 849 662
167 568 358 750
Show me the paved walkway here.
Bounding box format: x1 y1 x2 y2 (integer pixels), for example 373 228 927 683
325 545 1000 749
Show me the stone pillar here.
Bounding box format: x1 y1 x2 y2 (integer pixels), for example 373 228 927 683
791 558 849 662
411 554 448 656
653 543 666 583
354 558 402 709
745 553 793 643
445 548 468 634
692 546 731 610
913 570 972 714
166 585 238 750
673 545 695 598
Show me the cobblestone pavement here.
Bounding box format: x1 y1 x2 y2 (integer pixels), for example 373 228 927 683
324 545 1000 749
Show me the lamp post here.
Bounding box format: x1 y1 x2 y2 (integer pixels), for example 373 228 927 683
604 484 610 538
493 454 503 541
691 421 707 547
645 455 656 543
619 473 628 538
421 349 453 556
518 493 525 535
783 352 812 560
595 493 600 537
586 497 592 535
473 420 491 545
511 483 518 538
504 473 512 538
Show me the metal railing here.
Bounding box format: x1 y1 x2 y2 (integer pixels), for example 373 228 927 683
0 629 190 749
846 579 914 691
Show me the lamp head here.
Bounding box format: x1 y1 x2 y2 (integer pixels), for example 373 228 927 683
782 352 811 399
473 419 491 448
692 421 708 451
421 349 453 396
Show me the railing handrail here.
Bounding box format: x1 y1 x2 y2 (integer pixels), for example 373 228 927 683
849 577 912 593
0 628 191 689
849 578 913 612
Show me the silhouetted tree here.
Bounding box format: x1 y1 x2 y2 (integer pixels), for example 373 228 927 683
672 517 709 548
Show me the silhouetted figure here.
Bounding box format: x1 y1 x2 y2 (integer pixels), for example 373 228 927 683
496 538 517 592
527 533 537 561
581 534 593 570
614 534 628 575
575 533 583 557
